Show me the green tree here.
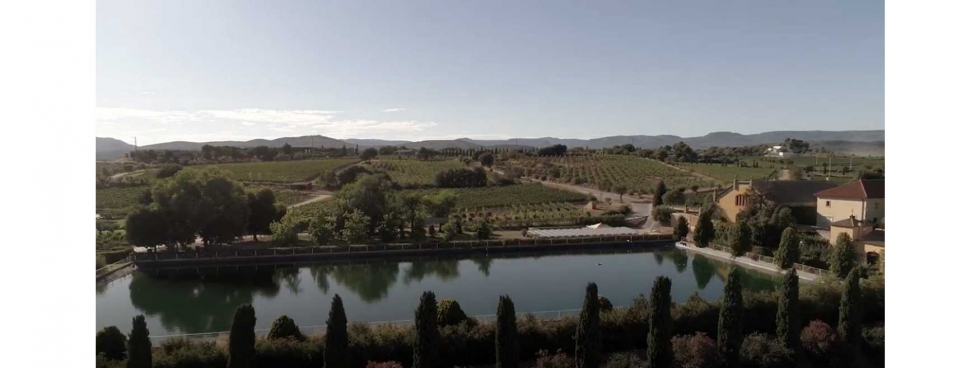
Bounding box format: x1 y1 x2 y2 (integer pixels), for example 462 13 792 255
653 181 667 206
774 227 800 269
125 206 168 247
96 326 127 361
575 283 602 368
126 315 152 368
342 209 370 244
717 270 744 368
444 216 462 241
673 216 690 241
613 185 628 202
663 189 686 206
647 277 672 368
599 179 612 201
693 210 716 248
268 315 304 341
496 295 519 368
775 269 800 358
228 304 256 368
476 218 493 240
324 294 349 368
246 188 281 241
309 211 336 246
731 220 752 258
270 215 300 246
414 291 440 368
830 233 858 279
359 147 378 160
436 299 469 326
479 152 495 168
838 269 863 367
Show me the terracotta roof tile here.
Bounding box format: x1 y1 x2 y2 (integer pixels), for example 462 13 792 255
752 180 839 205
814 179 884 200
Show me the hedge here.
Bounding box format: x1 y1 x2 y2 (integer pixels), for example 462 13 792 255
114 278 885 368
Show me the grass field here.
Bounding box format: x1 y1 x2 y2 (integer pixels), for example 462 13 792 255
366 159 466 187
186 158 358 183
676 163 778 183
504 154 712 192
402 183 588 209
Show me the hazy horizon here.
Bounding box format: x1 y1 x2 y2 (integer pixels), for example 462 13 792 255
98 1 883 145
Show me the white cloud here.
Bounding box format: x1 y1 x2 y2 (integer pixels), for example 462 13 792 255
382 108 407 112
240 121 256 126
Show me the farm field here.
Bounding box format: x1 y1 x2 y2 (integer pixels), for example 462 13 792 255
185 158 358 183
365 159 466 187
454 202 625 230
675 163 778 183
503 154 712 192
743 155 884 171
402 183 588 209
96 185 147 219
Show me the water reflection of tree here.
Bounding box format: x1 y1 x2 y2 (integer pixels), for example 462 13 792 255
329 263 399 303
653 252 665 265
691 254 717 290
128 268 280 333
402 259 461 284
274 267 302 294
472 257 492 277
669 251 689 274
310 265 331 294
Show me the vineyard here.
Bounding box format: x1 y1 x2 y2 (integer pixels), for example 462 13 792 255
402 183 588 209
503 154 712 192
454 202 623 230
365 159 466 187
96 185 147 219
185 158 358 183
675 163 777 183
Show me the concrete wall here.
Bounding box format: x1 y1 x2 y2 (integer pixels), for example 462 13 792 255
864 198 885 225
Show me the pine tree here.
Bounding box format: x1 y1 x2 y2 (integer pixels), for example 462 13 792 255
693 210 715 248
717 270 743 368
775 270 800 358
414 291 440 368
647 277 672 368
838 269 863 367
673 217 689 241
774 227 800 269
228 304 256 368
127 315 152 368
830 233 858 278
324 294 349 368
575 283 602 368
496 295 519 368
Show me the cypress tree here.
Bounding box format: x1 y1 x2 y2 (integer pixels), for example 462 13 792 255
414 291 440 368
228 304 256 368
838 269 863 367
693 210 715 248
647 276 672 368
653 181 667 206
830 233 858 278
496 295 519 368
717 270 744 368
731 219 752 257
575 283 602 368
774 227 800 269
324 294 349 368
775 270 800 357
127 315 152 368
673 216 689 241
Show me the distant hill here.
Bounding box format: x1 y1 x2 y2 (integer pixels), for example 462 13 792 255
96 130 884 159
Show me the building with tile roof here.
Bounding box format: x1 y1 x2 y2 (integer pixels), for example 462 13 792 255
814 179 884 227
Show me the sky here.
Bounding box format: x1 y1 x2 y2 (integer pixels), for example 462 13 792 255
97 0 883 145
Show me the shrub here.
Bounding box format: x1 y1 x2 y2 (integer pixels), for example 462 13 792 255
671 333 719 368
739 333 794 368
437 299 470 327
800 320 842 366
598 296 614 312
268 315 304 341
228 304 257 368
534 350 575 368
255 337 321 368
861 326 884 366
96 326 127 360
603 352 647 368
153 338 226 368
653 206 674 224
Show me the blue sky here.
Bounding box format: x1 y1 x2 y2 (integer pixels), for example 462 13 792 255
97 0 883 145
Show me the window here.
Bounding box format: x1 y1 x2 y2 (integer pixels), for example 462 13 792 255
874 202 879 209
826 200 831 207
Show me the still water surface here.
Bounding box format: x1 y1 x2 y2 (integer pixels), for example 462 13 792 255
96 248 780 336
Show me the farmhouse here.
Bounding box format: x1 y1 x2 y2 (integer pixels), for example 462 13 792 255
765 145 794 157
830 215 885 266
813 179 885 227
714 179 838 223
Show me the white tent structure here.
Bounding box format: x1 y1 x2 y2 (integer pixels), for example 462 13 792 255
527 226 639 239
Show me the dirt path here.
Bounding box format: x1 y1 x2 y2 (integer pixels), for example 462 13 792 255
109 169 148 180
653 159 724 184
288 191 333 208
525 178 660 232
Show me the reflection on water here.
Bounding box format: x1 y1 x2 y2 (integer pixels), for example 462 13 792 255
97 248 780 336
